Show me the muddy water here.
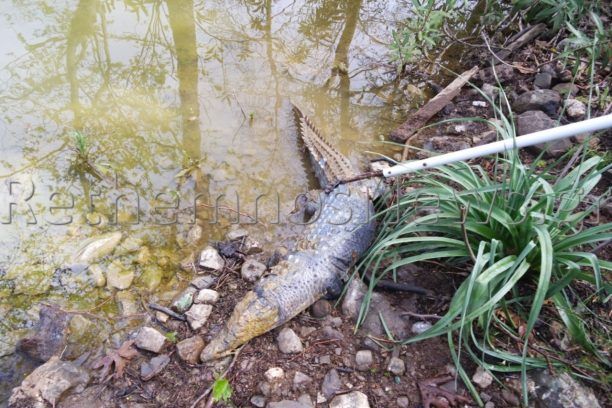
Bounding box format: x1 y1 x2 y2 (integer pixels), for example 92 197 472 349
0 0 473 401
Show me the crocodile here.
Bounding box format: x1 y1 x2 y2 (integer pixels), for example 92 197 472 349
199 104 378 362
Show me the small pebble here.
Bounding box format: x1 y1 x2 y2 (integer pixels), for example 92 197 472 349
135 327 166 353
472 101 488 107
472 366 493 388
265 367 285 382
311 299 332 318
241 258 266 283
199 246 225 271
411 321 432 334
194 289 219 304
277 328 304 354
387 356 405 375
355 350 373 371
250 395 266 407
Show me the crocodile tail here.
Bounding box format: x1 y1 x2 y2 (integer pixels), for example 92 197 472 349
292 103 355 187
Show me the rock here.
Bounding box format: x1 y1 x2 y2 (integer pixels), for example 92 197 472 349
227 228 248 240
250 395 266 407
482 83 499 102
355 350 373 371
250 395 266 408
172 287 197 313
553 82 579 97
8 356 90 407
327 316 343 328
397 396 410 408
135 327 166 353
316 392 326 404
156 311 169 323
176 336 205 364
297 393 314 407
139 265 163 291
105 260 134 290
319 355 332 365
422 136 471 154
71 232 123 264
341 279 365 319
185 304 212 330
534 72 553 89
137 246 151 264
293 371 313 391
190 275 216 289
369 161 390 173
277 328 303 354
259 381 272 396
502 388 520 406
300 326 316 337
88 264 106 287
513 89 561 116
321 369 342 399
342 279 408 341
479 65 514 84
387 356 405 375
484 402 495 408
140 354 170 381
472 101 487 107
265 367 285 382
516 110 571 157
116 290 139 315
242 236 263 255
472 366 493 388
321 326 344 341
241 258 267 283
310 299 332 318
531 370 601 408
329 391 370 408
564 99 586 120
199 246 225 271
411 321 432 334
268 401 308 408
17 304 107 362
194 289 219 304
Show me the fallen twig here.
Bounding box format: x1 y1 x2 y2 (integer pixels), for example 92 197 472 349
149 303 186 321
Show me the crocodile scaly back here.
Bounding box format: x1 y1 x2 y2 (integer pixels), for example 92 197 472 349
292 104 355 187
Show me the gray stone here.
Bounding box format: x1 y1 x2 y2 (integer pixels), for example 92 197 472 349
268 401 308 408
250 395 266 407
264 367 285 382
321 369 342 399
310 299 332 318
531 370 601 408
482 83 499 102
342 279 365 319
328 316 343 328
355 350 373 371
484 402 495 408
479 65 514 83
190 275 216 289
9 356 90 407
172 287 197 313
116 290 139 316
293 371 313 391
397 396 410 408
472 366 493 388
321 326 344 341
319 355 332 365
534 72 553 89
199 246 225 271
553 82 579 97
277 328 303 354
105 260 134 290
411 321 432 334
513 89 561 116
517 110 571 157
185 304 212 330
135 327 166 353
565 99 586 120
176 336 205 364
297 393 314 407
241 258 267 282
329 391 370 408
242 236 264 255
194 289 219 304
227 228 248 240
387 356 405 375
140 354 170 381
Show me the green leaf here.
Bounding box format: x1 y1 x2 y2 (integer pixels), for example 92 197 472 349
212 377 232 403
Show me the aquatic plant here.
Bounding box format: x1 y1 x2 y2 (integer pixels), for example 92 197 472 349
357 88 611 404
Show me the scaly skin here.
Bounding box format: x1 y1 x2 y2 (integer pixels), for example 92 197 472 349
199 105 376 362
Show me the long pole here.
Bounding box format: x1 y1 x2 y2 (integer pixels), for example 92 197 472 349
383 114 612 178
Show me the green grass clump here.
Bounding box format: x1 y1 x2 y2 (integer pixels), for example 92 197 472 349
357 118 610 403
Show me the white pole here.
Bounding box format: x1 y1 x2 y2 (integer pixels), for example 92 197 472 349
383 114 612 178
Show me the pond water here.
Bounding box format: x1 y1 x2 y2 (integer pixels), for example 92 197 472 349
0 0 475 401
